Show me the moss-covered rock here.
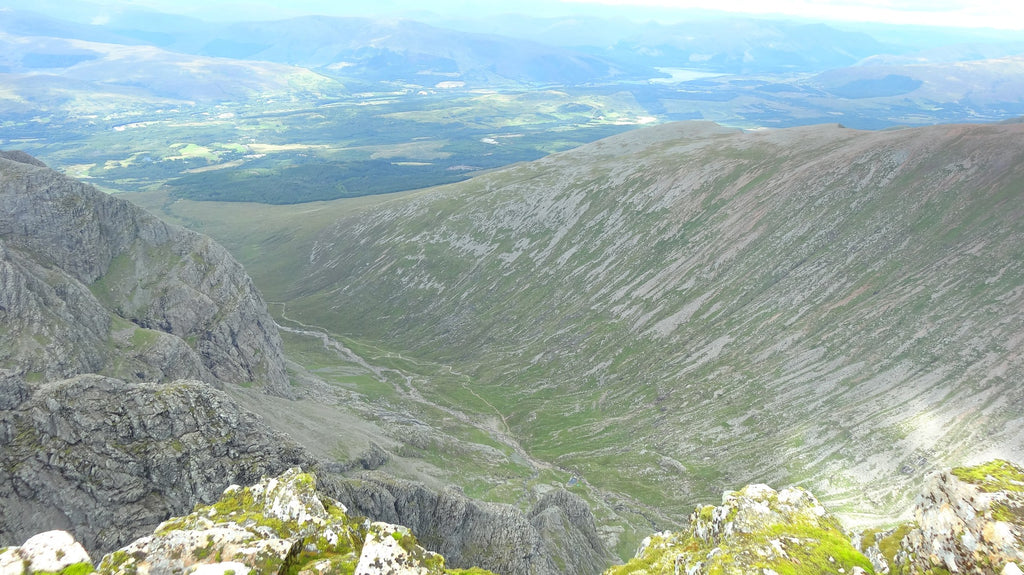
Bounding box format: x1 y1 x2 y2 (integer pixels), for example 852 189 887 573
863 460 1024 575
607 483 873 575
95 468 497 575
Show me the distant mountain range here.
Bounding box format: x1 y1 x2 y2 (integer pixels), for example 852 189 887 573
4 3 1023 95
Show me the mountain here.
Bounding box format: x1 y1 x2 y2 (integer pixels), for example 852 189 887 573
0 467 502 575
0 33 344 111
0 151 289 393
0 372 612 573
158 120 1024 533
194 17 654 87
0 151 612 575
0 8 658 89
590 19 889 73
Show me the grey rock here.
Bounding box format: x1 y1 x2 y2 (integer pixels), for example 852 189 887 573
889 462 1024 574
356 522 443 575
0 151 289 395
0 370 28 410
357 442 391 471
0 151 46 168
327 473 614 575
0 375 316 554
98 468 444 575
530 489 612 575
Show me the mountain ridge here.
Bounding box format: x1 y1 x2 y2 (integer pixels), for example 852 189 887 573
0 150 289 393
152 119 1024 535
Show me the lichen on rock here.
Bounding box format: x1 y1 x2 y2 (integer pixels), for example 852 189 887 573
95 468 495 575
98 468 363 575
355 522 445 575
862 459 1024 575
0 530 94 574
608 483 874 575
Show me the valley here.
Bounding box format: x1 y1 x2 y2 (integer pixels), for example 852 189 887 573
129 119 1024 562
4 2 1024 572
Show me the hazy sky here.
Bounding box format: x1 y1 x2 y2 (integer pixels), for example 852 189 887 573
48 0 1024 29
562 0 1024 29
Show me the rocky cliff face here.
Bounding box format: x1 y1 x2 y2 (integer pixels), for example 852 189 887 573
329 473 615 575
0 150 613 574
0 374 316 554
0 371 612 574
860 459 1024 574
616 460 1024 575
0 150 289 395
1 468 498 575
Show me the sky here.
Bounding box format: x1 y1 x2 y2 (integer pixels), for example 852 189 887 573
17 0 1024 30
559 0 1024 29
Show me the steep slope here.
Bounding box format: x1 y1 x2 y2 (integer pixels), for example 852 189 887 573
0 372 612 573
333 474 614 575
0 151 289 394
0 374 316 554
229 120 1024 526
0 151 612 574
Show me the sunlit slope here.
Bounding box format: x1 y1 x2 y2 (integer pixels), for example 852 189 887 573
156 120 1024 523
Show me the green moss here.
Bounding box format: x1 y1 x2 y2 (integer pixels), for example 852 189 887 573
760 520 875 575
991 501 1024 523
97 550 136 575
33 563 97 575
877 523 914 564
193 536 215 560
58 562 96 575
860 527 879 552
951 460 1024 493
697 504 715 523
130 328 159 348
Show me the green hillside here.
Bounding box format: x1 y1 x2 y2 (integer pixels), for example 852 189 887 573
132 120 1024 557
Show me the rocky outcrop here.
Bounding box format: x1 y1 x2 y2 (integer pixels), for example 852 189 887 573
618 460 1024 575
330 474 615 575
3 468 497 575
0 151 288 395
97 468 373 575
0 375 316 554
610 483 873 574
861 460 1024 575
0 372 607 574
0 530 93 574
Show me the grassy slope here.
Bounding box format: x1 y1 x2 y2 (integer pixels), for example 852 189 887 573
129 120 1024 554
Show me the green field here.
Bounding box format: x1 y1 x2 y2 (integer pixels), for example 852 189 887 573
9 88 650 203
